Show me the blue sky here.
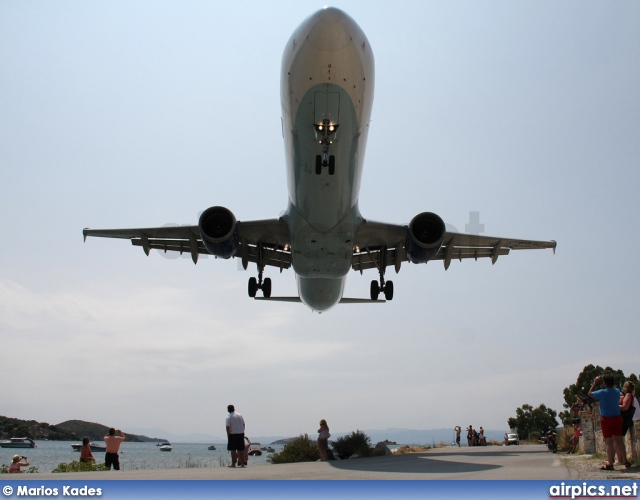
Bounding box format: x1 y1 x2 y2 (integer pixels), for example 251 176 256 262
1 1 638 441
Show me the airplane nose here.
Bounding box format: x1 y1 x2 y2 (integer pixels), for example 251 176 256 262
305 8 354 51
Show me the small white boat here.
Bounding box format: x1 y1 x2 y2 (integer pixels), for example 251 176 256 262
156 442 171 446
266 446 275 453
159 444 172 451
208 445 216 450
0 437 36 448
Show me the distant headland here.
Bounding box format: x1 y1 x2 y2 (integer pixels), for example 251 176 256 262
0 415 165 443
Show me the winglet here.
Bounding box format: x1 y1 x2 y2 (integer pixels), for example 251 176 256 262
83 228 88 242
551 240 557 255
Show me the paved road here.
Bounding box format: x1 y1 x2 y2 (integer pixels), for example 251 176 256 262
24 445 577 480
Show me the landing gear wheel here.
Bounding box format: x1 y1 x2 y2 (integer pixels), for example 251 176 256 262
248 277 257 298
370 280 380 300
328 155 335 175
315 155 322 175
384 280 394 301
263 277 272 298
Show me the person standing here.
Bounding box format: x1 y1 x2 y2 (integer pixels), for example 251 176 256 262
589 375 628 469
454 426 461 447
317 419 330 460
226 404 246 468
103 428 125 470
8 455 29 473
79 436 95 463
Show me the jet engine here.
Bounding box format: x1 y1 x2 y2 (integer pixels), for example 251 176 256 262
405 212 446 264
198 206 239 259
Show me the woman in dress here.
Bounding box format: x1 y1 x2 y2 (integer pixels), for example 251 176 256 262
317 419 330 460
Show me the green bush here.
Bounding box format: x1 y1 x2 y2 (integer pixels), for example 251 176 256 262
331 430 372 460
267 434 320 464
52 460 108 473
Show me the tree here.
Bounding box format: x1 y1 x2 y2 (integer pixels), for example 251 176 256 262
560 365 638 425
507 403 558 441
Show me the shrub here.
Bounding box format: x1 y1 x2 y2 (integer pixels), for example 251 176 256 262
331 430 373 459
52 460 108 473
267 434 320 464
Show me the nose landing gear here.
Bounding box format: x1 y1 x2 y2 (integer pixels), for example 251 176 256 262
314 119 338 175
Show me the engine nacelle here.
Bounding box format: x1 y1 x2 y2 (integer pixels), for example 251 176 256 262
405 212 446 264
198 206 239 259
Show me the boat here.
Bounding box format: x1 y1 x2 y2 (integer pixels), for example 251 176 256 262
0 438 36 448
208 445 216 450
156 442 171 447
266 446 275 453
247 443 262 456
71 443 106 452
159 444 172 451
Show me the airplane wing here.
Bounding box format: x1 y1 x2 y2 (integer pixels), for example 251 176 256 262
82 219 292 270
352 219 556 273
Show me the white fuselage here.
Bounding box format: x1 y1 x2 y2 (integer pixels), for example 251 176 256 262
280 8 375 311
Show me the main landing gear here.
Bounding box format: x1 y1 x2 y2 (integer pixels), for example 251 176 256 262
248 247 271 298
248 272 271 298
370 276 393 301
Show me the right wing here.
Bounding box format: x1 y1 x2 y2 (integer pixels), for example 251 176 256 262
83 218 292 270
352 219 556 273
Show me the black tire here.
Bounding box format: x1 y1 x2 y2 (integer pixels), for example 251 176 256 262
370 280 380 300
315 155 322 175
384 280 394 300
328 155 335 175
248 277 257 297
263 277 272 298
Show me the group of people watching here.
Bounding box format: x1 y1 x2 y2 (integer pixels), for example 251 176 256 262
454 425 485 446
588 375 636 470
226 405 332 466
7 427 125 473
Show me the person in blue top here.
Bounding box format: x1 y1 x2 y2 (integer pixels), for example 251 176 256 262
588 374 629 470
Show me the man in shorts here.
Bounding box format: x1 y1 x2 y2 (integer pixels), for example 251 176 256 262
589 374 627 469
226 405 246 468
103 428 126 470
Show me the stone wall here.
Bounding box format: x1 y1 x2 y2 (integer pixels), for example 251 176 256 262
580 401 639 461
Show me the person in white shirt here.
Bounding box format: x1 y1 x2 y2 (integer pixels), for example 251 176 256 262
225 404 246 468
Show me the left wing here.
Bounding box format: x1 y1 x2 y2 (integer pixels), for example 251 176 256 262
83 219 292 270
352 219 556 273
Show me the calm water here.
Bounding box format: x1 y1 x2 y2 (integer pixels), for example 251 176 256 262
1 441 284 473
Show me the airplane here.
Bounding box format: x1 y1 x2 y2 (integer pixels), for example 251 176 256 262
83 7 556 313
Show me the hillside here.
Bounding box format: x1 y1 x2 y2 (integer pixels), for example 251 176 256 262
55 420 164 442
0 416 164 442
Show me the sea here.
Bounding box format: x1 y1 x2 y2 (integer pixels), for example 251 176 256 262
1 441 285 474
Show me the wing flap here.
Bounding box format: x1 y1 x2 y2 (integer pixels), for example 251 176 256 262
352 219 556 272
84 220 292 270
